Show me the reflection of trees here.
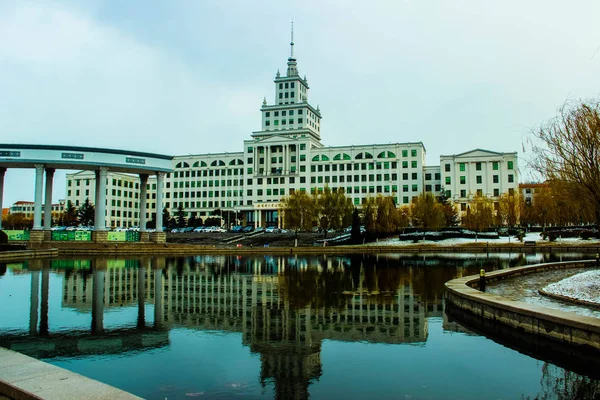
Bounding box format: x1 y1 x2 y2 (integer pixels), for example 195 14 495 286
523 363 600 400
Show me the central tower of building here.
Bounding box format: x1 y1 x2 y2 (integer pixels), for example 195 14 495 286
252 24 322 141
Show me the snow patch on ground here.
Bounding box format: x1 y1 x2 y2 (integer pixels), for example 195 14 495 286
543 270 600 305
363 232 600 247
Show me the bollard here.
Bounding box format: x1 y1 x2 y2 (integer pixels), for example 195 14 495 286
596 252 599 266
479 269 486 292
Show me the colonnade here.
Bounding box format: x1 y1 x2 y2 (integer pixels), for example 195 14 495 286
0 166 167 242
252 144 299 175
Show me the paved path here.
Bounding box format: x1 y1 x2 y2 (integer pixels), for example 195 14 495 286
0 348 141 400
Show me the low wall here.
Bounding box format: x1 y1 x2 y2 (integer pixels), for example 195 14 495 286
0 249 58 262
445 260 600 351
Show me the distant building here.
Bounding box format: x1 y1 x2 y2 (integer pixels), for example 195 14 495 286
519 182 547 205
8 200 65 220
438 149 519 215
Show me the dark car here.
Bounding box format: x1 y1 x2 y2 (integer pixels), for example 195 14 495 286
231 226 243 233
243 226 254 233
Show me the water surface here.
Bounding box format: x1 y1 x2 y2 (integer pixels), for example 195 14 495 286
0 253 598 399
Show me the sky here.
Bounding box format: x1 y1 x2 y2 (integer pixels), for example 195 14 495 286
1 0 600 208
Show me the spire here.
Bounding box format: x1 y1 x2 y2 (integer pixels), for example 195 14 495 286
290 21 295 60
286 22 299 77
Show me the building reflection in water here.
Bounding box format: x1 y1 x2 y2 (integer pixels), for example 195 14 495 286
2 252 574 399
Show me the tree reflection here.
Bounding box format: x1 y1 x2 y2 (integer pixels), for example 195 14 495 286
523 363 600 400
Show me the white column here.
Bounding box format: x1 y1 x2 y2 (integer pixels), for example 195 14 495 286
43 168 55 230
0 167 5 230
265 146 270 175
33 164 44 230
139 174 149 231
94 168 108 230
95 171 102 229
155 172 165 231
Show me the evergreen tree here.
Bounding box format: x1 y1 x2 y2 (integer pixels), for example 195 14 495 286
350 208 362 243
62 200 78 227
176 204 186 228
77 198 95 226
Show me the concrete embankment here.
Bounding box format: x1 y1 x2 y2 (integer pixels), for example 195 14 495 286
8 240 600 257
445 260 600 351
0 348 140 400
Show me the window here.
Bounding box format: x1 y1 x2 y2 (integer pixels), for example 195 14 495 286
493 161 499 170
411 161 417 168
402 161 408 168
508 174 514 183
460 176 466 185
411 149 417 157
493 188 500 196
476 162 482 171
493 175 499 183
445 164 451 172
476 176 482 184
411 173 417 180
460 189 466 197
445 177 451 185
507 161 514 170
300 144 306 150
434 173 440 180
459 163 465 171
402 150 408 157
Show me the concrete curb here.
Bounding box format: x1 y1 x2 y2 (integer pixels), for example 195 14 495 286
0 348 141 400
0 249 58 262
445 260 600 351
538 287 600 311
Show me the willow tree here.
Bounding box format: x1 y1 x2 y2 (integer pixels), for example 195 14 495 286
462 193 494 231
531 100 600 228
316 187 353 237
281 190 316 235
411 192 445 231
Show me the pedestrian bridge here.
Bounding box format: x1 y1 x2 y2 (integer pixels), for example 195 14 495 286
0 144 173 242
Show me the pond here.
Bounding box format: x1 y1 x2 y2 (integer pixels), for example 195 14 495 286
0 252 598 400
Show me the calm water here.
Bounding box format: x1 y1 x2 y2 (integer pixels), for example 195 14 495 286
0 253 599 400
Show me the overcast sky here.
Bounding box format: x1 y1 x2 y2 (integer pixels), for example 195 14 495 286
2 0 600 208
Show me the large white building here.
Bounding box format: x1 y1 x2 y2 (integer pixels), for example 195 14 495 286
64 33 518 228
65 170 157 229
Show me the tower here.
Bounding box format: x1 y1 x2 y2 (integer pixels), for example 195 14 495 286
253 24 322 142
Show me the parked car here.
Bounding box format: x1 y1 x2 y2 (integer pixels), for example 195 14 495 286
265 226 279 233
193 226 204 232
255 227 265 233
243 226 254 233
231 225 243 233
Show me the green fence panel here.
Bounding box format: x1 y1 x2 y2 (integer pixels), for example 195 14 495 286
3 230 30 241
108 232 126 241
125 231 140 242
74 231 92 241
50 259 91 269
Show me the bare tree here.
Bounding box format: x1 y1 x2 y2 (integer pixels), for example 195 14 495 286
531 100 600 228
